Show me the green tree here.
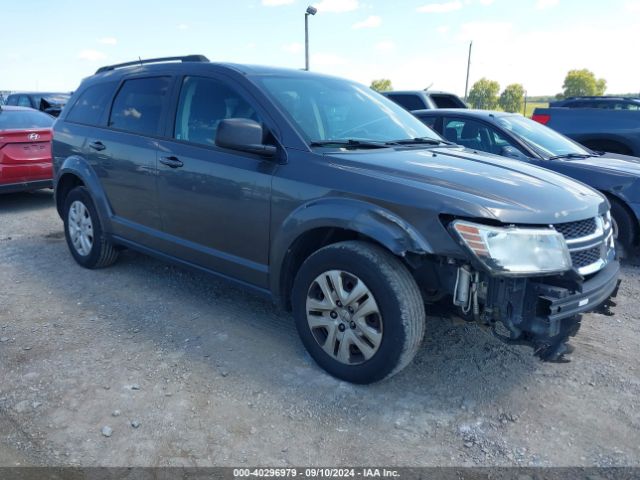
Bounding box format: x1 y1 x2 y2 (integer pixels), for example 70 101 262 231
499 83 525 113
561 69 607 98
467 78 500 109
370 79 393 92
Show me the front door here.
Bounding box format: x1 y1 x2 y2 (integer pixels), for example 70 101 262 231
155 75 276 288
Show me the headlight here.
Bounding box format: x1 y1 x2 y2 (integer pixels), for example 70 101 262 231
452 220 572 275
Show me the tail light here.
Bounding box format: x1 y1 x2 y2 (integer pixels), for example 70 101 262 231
532 113 551 125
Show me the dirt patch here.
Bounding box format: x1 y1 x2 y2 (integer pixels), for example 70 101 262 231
0 192 639 467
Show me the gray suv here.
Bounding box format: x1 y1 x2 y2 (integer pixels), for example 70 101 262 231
52 56 620 384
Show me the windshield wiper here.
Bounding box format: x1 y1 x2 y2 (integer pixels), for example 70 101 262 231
547 153 591 160
386 137 455 146
309 139 389 149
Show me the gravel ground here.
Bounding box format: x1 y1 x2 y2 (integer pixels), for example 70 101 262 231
0 190 639 467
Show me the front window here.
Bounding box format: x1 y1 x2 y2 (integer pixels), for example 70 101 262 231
174 76 262 147
257 76 440 144
496 115 591 159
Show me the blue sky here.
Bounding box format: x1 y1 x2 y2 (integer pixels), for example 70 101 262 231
1 0 639 95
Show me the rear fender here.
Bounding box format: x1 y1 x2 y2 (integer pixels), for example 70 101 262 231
55 155 113 231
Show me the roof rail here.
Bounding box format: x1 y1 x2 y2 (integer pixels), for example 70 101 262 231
95 55 209 74
564 95 635 101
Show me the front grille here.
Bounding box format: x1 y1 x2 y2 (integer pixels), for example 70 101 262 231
570 247 602 269
552 216 610 274
553 218 597 239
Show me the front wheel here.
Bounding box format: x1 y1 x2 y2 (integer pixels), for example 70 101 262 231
610 198 637 259
63 186 119 269
292 241 426 384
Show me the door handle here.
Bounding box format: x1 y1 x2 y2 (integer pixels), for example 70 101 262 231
89 141 106 151
159 156 184 168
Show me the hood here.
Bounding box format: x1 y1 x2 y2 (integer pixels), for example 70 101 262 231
565 153 640 177
328 146 607 225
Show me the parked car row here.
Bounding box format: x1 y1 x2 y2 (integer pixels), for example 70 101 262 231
4 91 71 117
43 55 623 384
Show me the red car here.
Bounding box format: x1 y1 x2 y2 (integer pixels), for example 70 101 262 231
0 106 54 193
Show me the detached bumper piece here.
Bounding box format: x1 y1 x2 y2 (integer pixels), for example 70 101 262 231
488 260 620 362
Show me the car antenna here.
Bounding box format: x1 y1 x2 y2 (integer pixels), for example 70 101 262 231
423 83 433 91
138 56 143 66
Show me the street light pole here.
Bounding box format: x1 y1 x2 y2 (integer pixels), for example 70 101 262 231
464 41 473 101
305 6 317 71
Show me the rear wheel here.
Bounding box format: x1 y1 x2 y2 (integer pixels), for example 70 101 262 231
63 187 119 269
292 241 426 384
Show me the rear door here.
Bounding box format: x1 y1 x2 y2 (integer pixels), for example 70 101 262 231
95 76 172 245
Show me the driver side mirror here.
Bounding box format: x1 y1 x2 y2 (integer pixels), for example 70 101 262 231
500 145 528 161
216 118 277 158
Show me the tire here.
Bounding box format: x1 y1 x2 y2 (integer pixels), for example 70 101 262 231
63 186 119 269
292 241 426 384
609 198 636 258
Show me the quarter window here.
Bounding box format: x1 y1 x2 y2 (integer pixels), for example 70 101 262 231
67 82 117 126
108 77 171 136
174 76 261 147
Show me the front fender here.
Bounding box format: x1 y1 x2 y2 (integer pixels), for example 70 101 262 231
269 197 433 296
55 155 113 232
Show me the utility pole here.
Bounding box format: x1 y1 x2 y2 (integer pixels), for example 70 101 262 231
523 90 528 116
464 41 473 101
304 6 317 71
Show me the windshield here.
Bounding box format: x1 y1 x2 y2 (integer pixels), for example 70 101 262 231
496 114 591 159
257 75 441 144
0 109 54 129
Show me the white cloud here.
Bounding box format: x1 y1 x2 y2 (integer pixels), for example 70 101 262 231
313 0 359 13
624 0 640 11
417 1 463 13
536 0 559 9
437 25 450 34
98 37 117 45
262 0 295 5
352 15 381 29
311 52 347 67
283 42 304 54
177 23 189 30
78 49 106 62
375 40 395 53
479 0 494 4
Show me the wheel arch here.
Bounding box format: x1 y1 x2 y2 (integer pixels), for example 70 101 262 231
601 190 639 245
54 156 112 231
578 135 635 156
271 198 433 309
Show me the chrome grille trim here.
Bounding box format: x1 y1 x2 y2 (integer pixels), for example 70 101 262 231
553 215 612 275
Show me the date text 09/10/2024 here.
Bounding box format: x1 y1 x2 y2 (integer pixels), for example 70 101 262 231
233 468 400 478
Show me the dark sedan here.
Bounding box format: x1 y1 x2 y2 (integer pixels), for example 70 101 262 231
413 109 640 255
5 92 71 117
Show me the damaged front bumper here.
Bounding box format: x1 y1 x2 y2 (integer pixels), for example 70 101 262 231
482 260 620 360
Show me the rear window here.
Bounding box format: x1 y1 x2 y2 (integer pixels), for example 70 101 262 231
0 110 54 129
386 94 427 111
430 94 465 109
108 77 171 136
67 83 117 126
